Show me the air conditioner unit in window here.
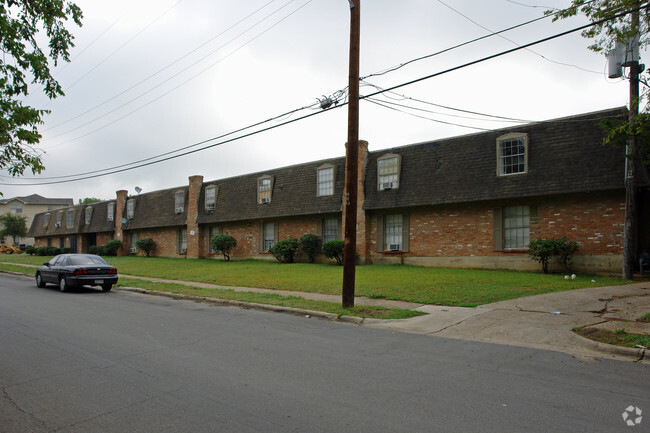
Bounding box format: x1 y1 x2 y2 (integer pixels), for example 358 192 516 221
55 223 60 228
206 202 216 210
175 207 184 214
129 247 137 254
380 182 397 190
388 243 401 251
260 197 270 204
181 248 187 253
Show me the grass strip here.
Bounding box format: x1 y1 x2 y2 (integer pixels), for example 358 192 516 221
117 278 424 320
574 327 650 348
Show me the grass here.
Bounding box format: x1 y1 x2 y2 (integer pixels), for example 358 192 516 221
574 327 650 349
0 254 629 307
640 312 650 323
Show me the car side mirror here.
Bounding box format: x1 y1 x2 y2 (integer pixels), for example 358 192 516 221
44 262 50 266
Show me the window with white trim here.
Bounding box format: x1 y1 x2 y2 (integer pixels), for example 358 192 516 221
384 214 403 251
178 228 187 254
263 222 275 252
10 203 22 214
317 166 334 196
66 210 74 229
258 176 272 204
107 202 114 222
205 185 217 210
44 213 50 227
322 218 338 243
503 206 530 249
497 133 527 176
56 212 63 227
208 226 222 253
126 199 135 219
175 191 184 214
130 232 138 254
378 154 400 190
84 207 92 225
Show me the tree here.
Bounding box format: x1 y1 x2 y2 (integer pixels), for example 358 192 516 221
0 213 27 244
78 197 102 205
135 238 155 257
0 0 83 178
550 1 649 279
299 233 321 263
323 240 345 265
210 234 237 261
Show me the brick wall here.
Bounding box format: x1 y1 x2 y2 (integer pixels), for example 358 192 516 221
126 227 183 257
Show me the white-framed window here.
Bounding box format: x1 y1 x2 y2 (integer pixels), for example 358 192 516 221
179 228 187 254
44 213 50 227
10 203 22 214
84 207 92 225
175 191 184 214
208 226 222 253
127 199 135 219
107 202 114 222
262 222 275 252
503 206 530 249
258 176 272 204
317 166 334 196
47 205 54 211
66 210 74 229
497 133 527 176
56 212 63 227
322 218 338 243
384 214 403 251
378 154 400 190
205 185 217 210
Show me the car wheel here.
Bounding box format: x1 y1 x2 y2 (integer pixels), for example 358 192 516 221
59 276 68 293
35 272 46 288
102 284 112 292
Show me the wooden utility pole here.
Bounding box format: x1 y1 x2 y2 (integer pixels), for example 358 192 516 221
342 0 360 309
623 7 640 280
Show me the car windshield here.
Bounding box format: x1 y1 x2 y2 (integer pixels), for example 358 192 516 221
64 255 109 266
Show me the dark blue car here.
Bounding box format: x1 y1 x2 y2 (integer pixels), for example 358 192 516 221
35 254 118 292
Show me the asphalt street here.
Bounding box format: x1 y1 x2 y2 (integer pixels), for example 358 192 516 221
1 273 648 433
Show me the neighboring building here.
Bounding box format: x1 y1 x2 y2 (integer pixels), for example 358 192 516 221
27 108 650 273
0 194 73 245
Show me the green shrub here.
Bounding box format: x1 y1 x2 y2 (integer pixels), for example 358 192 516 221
210 234 237 261
323 240 345 265
136 238 155 257
103 240 123 256
89 245 104 255
299 233 320 263
36 246 61 256
24 246 36 255
269 238 299 263
61 247 70 254
528 238 579 273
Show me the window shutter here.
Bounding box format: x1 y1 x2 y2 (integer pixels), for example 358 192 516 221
259 223 264 253
402 214 410 252
376 215 384 252
493 207 503 251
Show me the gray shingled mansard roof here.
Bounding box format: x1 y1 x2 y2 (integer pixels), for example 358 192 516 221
28 201 116 238
0 194 72 205
363 106 637 211
28 106 646 239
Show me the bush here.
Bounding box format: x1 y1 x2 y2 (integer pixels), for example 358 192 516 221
103 240 123 256
136 238 155 257
323 240 345 265
299 233 320 263
24 246 36 255
36 246 61 256
61 247 70 254
89 245 104 255
269 238 299 263
528 238 579 273
210 234 237 261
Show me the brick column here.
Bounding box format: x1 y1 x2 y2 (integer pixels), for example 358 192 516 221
187 175 203 259
114 190 128 256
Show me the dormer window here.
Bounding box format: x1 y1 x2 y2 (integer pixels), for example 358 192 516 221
84 207 93 225
497 133 528 176
66 210 74 229
44 213 50 227
377 154 401 190
56 212 63 227
107 202 114 222
258 176 272 204
127 199 135 219
175 191 184 214
205 185 217 210
317 165 334 196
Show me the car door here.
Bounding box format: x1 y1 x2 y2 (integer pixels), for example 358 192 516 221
41 256 60 283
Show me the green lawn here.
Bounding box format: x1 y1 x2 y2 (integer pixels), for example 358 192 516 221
0 254 629 307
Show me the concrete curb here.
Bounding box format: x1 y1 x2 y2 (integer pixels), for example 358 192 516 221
568 330 647 361
118 286 364 324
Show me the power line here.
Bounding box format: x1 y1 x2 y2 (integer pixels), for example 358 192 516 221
3 5 635 186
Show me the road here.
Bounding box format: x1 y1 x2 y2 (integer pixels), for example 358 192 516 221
0 273 648 433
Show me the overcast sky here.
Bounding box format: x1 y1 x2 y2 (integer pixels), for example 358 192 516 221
1 0 638 203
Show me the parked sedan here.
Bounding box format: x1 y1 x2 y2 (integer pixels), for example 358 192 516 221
35 254 118 292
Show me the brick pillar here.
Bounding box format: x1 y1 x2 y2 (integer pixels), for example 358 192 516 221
342 140 369 263
115 190 128 256
187 175 203 259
